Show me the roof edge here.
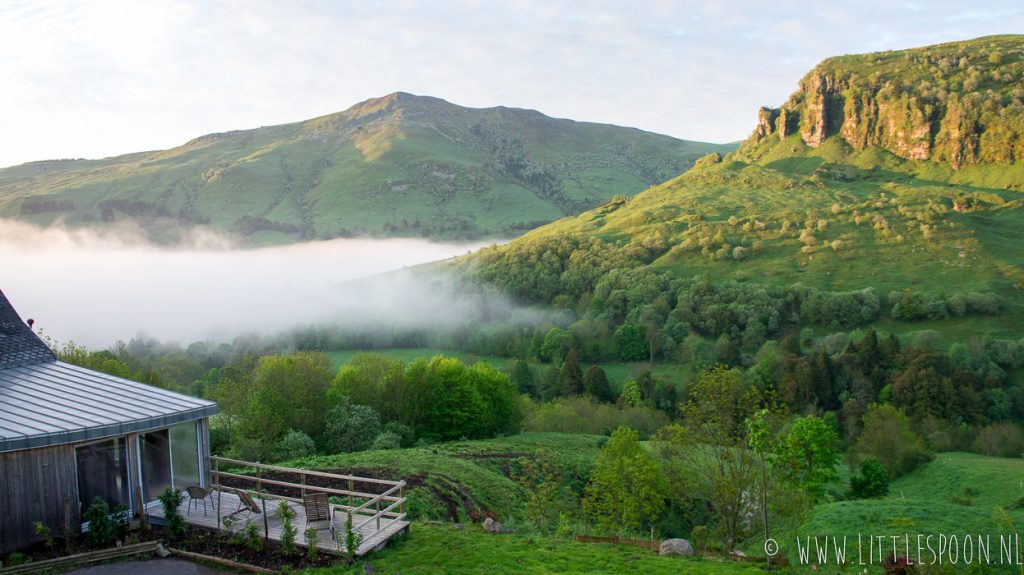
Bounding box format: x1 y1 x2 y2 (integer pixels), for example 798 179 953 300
0 404 217 454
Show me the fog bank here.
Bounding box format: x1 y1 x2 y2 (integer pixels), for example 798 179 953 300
0 219 499 347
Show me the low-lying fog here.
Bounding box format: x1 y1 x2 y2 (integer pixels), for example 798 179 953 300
1 219 502 347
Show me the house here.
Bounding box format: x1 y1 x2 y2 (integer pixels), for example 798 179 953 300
0 289 217 553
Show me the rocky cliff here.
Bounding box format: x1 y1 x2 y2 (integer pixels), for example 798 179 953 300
749 35 1024 168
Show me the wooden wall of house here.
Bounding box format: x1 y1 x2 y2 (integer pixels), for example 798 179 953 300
0 445 79 553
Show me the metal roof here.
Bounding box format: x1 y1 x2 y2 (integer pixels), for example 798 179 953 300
0 289 56 368
0 361 217 453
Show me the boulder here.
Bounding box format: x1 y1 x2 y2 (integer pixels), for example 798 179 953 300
659 538 695 556
482 517 505 533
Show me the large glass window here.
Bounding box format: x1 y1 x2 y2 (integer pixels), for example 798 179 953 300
76 438 131 517
170 422 201 488
140 429 172 503
140 422 203 504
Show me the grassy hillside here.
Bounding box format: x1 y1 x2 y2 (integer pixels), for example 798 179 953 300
463 36 1024 340
0 93 732 244
315 522 764 575
288 433 766 574
280 433 604 522
290 436 1024 573
776 452 1024 572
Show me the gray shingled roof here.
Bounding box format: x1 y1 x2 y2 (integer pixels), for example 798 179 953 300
0 289 56 368
0 289 217 453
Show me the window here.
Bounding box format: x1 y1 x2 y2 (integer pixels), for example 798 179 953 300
139 421 202 504
76 438 131 516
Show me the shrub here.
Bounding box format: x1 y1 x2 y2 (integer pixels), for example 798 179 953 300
523 395 668 437
158 487 187 543
582 427 667 535
304 527 319 561
4 552 29 567
382 421 416 447
370 431 402 450
275 429 317 461
277 501 297 555
244 522 263 552
32 521 53 551
855 404 932 478
324 399 382 453
848 457 889 499
344 513 363 557
83 497 118 548
973 422 1024 457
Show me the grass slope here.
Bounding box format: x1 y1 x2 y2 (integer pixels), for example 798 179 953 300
0 93 732 244
283 433 604 522
311 522 765 575
777 452 1024 572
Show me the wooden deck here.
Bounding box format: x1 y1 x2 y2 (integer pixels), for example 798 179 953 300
147 489 409 557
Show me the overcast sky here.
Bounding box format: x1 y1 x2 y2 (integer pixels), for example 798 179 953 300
0 1 1021 168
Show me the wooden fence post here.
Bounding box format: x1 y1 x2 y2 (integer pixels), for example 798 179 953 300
257 463 269 540
214 458 221 532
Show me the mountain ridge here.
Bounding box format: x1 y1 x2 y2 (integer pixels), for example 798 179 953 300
0 93 732 244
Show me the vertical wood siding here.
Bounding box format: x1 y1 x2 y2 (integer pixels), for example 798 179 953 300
0 445 79 552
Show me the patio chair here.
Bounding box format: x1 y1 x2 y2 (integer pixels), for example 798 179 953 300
231 488 263 524
185 485 213 516
302 492 338 546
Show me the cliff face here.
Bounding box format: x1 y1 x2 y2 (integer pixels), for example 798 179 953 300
749 35 1024 168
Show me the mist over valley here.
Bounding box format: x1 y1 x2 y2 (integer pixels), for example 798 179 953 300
1 219 504 347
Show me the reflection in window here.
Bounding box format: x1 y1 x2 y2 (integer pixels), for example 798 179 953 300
171 422 201 488
76 438 130 516
141 429 172 503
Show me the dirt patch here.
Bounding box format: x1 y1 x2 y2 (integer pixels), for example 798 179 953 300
175 527 341 571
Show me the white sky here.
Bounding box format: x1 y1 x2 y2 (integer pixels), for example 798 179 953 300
1 0 1022 168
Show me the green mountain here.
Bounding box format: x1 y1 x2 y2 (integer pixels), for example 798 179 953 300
0 93 732 244
466 35 1024 342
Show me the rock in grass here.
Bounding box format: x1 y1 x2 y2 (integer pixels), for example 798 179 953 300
659 538 695 556
482 518 505 534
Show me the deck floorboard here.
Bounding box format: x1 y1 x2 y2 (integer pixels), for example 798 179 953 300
147 490 408 557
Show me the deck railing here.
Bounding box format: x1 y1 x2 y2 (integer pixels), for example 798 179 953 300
208 455 407 542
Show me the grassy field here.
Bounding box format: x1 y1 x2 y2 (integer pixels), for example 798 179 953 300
771 452 1024 572
308 522 766 575
0 93 732 244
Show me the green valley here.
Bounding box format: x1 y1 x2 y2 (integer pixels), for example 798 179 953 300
15 31 1024 575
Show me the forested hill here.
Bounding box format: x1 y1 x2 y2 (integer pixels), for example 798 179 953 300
0 92 731 244
462 36 1024 343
